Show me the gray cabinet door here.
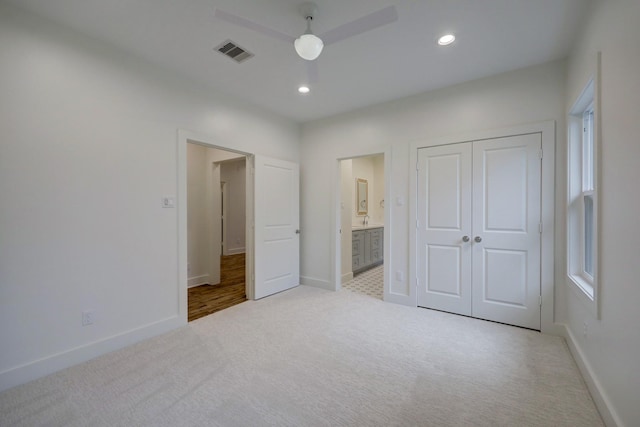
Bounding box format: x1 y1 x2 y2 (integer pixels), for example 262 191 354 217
369 229 383 263
352 230 365 271
364 230 371 265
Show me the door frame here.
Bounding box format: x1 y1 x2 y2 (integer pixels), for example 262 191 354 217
331 147 392 298
177 129 255 322
409 121 560 334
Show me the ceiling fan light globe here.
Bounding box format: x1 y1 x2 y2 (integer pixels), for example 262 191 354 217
294 34 324 60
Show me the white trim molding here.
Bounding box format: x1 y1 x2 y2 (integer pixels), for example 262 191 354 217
300 275 333 291
562 324 622 427
188 274 210 288
0 316 182 393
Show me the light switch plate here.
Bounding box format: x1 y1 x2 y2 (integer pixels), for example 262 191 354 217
162 196 175 208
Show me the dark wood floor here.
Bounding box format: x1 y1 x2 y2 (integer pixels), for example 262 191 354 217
188 253 246 322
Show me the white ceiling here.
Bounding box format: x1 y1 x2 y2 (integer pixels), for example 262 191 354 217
7 0 590 123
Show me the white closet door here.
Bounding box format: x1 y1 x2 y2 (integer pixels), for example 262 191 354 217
471 134 541 329
416 143 472 316
254 155 300 300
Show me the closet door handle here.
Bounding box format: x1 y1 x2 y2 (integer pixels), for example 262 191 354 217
474 236 482 243
462 235 470 242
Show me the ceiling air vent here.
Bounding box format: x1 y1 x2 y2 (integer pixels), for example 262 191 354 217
215 40 254 63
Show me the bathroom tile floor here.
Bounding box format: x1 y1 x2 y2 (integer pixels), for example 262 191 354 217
343 264 383 300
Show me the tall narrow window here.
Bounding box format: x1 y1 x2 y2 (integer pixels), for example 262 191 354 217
582 107 594 279
567 79 598 312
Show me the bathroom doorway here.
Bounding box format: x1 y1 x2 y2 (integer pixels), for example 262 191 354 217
338 154 386 300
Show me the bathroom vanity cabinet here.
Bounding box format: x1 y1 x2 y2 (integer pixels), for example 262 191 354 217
352 226 383 274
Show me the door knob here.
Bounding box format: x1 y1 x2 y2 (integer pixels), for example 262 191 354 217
462 235 470 242
295 229 300 234
474 236 482 242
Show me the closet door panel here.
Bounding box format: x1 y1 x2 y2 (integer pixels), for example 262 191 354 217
417 143 472 315
471 134 541 330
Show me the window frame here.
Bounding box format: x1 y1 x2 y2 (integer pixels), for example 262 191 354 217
567 77 600 317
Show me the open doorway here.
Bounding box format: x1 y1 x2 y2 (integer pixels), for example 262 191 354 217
178 129 300 323
338 154 385 300
186 142 248 321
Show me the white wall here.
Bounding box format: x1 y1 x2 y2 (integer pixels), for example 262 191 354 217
563 1 640 425
0 3 299 391
220 159 246 255
351 155 384 226
187 143 211 286
372 155 385 225
300 60 567 302
340 160 353 282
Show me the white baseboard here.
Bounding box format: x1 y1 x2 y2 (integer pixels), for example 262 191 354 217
0 315 184 393
188 274 209 288
561 324 621 427
225 247 245 256
300 275 333 291
341 272 353 284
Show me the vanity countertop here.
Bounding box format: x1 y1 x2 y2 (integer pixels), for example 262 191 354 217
352 224 384 231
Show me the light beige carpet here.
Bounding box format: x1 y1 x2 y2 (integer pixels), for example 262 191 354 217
0 286 603 426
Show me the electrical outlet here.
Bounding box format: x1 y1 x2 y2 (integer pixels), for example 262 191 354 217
82 310 94 326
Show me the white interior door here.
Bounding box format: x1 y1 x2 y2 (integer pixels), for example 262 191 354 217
416 134 541 330
254 155 300 300
416 143 472 315
471 134 541 329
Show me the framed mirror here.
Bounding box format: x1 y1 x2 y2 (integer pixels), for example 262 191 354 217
356 178 368 215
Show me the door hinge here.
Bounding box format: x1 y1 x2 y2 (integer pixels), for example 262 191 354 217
539 295 542 307
538 149 543 159
539 221 543 234
416 159 420 171
416 220 420 229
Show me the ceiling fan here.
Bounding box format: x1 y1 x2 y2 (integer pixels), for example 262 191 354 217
214 2 398 83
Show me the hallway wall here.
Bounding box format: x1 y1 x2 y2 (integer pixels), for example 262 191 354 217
220 159 246 255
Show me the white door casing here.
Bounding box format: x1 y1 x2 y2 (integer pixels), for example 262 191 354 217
416 133 542 330
253 155 300 299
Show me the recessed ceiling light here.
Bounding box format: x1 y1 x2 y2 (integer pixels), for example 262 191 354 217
437 34 456 46
298 85 310 94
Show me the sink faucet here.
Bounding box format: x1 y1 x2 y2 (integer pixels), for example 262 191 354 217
363 215 369 226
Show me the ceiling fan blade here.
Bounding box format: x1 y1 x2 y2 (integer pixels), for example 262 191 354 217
306 60 319 84
319 5 398 46
214 9 295 44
